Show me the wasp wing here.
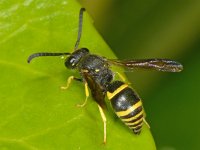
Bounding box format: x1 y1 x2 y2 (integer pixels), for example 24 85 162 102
108 58 183 72
82 72 106 109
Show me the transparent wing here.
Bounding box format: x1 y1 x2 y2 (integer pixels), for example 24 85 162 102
108 58 183 72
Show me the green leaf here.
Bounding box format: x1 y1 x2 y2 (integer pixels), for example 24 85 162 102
0 0 156 150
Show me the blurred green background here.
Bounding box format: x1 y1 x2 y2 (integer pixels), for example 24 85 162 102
80 0 200 150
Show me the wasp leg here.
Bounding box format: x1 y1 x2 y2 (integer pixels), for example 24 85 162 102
115 72 131 84
98 105 107 144
61 76 88 107
61 76 82 90
143 118 150 128
115 72 126 82
77 82 89 107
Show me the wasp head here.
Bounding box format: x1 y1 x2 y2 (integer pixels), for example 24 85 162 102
65 48 89 69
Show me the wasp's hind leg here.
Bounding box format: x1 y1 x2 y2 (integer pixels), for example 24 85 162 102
61 76 82 90
115 72 131 84
143 118 150 128
76 82 89 107
98 105 107 144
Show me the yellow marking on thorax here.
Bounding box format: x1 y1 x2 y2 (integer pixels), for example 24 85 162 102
81 69 89 73
107 84 128 100
116 101 142 117
121 110 143 122
95 69 100 72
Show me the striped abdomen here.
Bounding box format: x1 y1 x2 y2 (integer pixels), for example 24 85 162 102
107 81 144 134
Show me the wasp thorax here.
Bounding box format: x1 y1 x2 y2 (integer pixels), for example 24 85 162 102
65 48 89 69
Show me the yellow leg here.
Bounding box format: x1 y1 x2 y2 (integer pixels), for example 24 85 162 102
116 72 126 82
98 105 107 144
60 76 75 90
116 72 131 84
77 82 89 107
143 118 150 128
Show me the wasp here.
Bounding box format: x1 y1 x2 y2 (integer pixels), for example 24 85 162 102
27 8 183 143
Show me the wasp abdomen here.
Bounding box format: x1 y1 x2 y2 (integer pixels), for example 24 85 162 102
107 81 144 134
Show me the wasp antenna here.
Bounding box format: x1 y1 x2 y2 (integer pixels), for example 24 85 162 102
27 52 71 63
74 8 86 51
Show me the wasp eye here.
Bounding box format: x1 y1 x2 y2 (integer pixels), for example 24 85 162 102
65 57 77 69
70 57 76 64
65 48 89 69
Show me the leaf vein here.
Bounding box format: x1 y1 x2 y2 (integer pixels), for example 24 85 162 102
20 114 83 140
0 24 27 44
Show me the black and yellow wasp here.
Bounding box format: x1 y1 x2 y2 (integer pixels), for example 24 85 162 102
27 8 183 143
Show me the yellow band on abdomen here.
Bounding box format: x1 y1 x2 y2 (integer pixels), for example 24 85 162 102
116 101 142 117
107 84 128 100
121 110 143 122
